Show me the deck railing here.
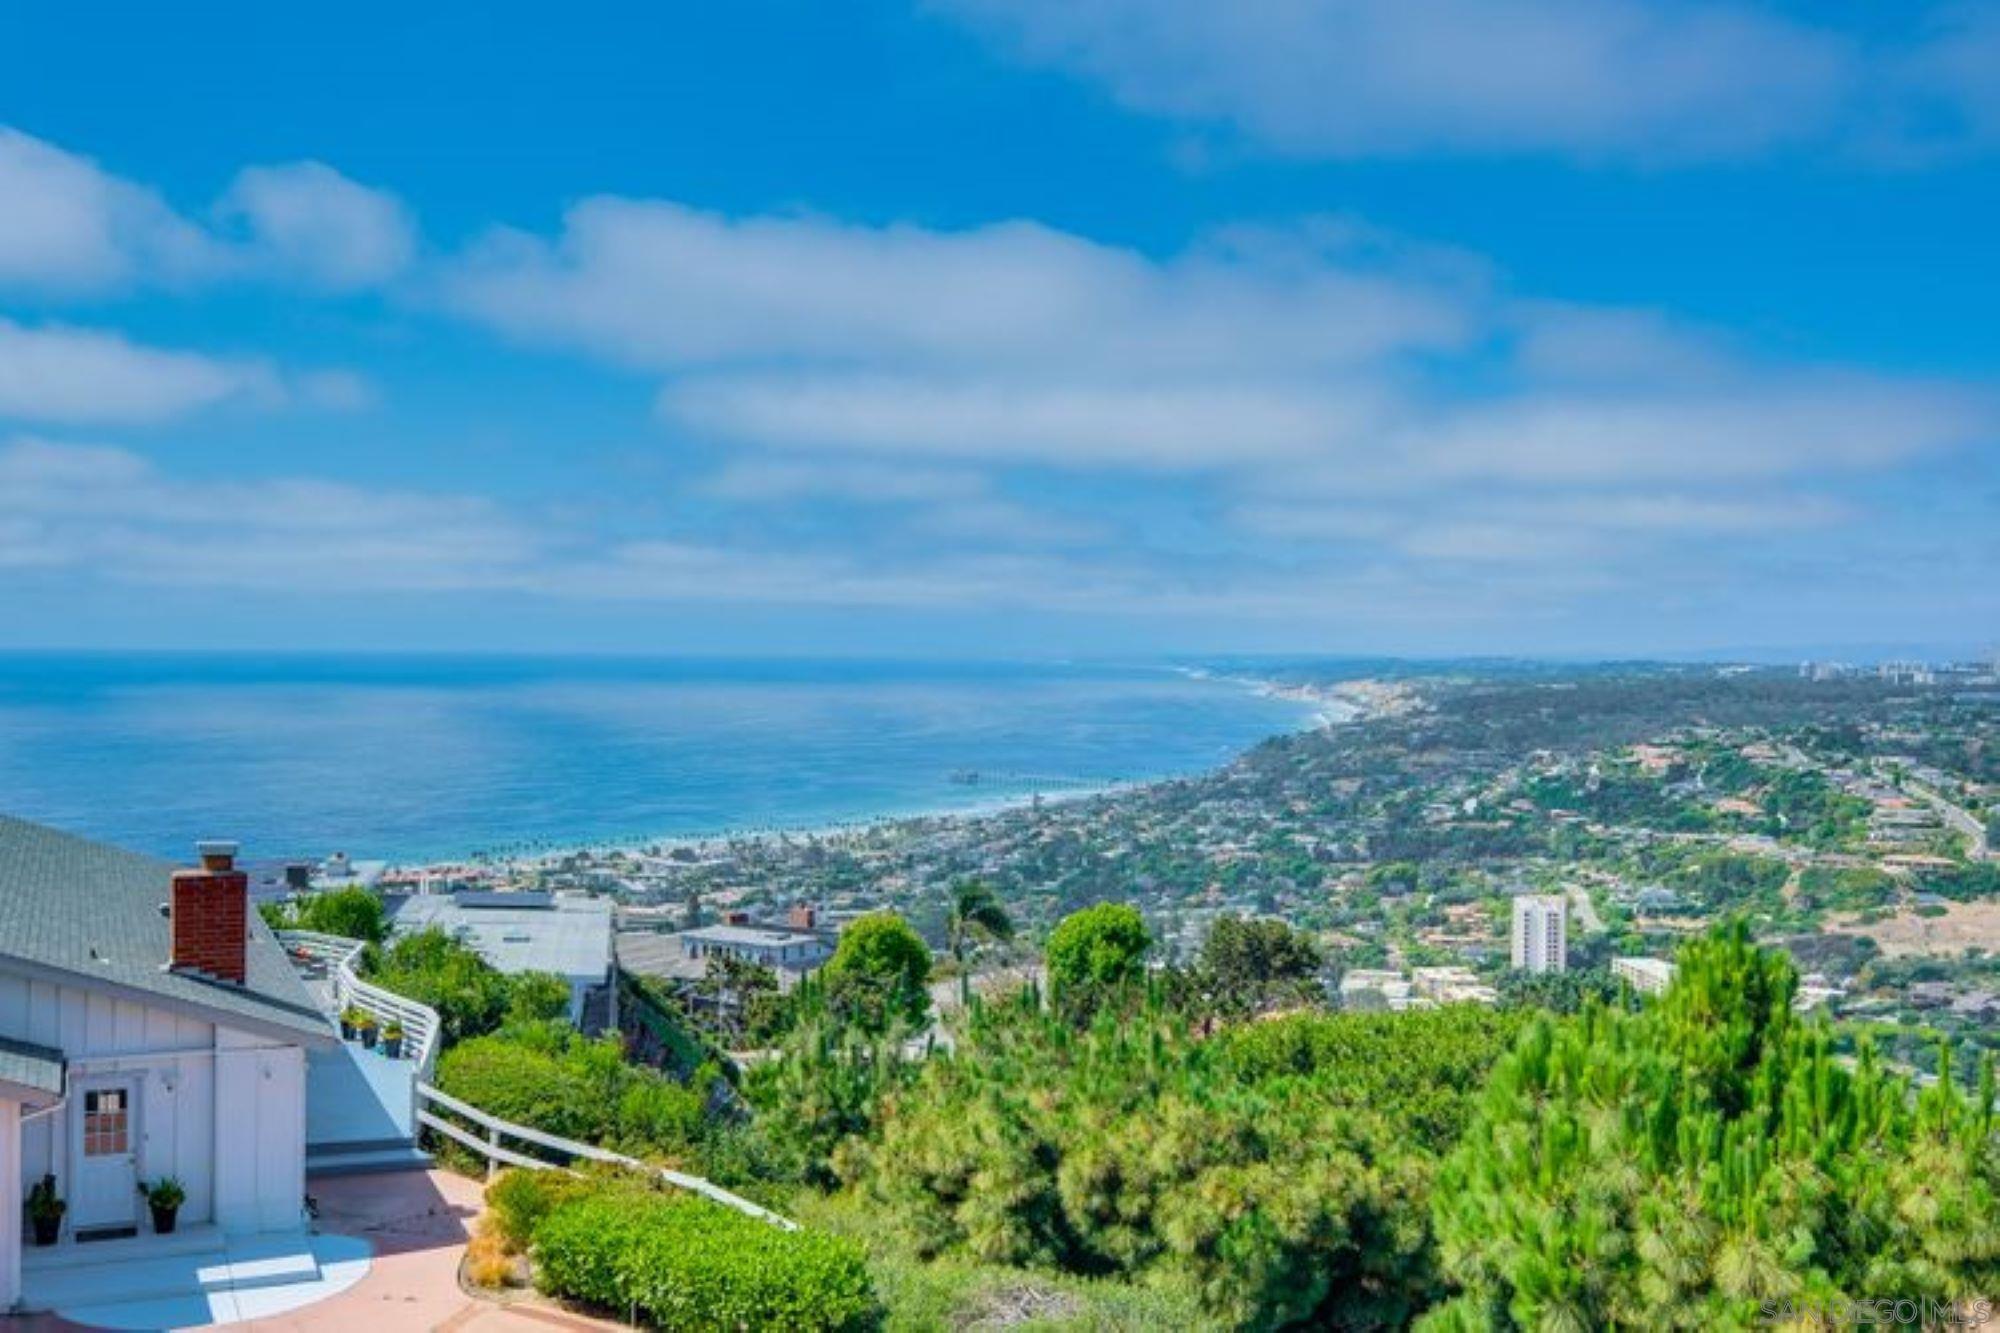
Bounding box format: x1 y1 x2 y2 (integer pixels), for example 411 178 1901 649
415 1083 797 1230
279 929 442 1088
278 928 790 1229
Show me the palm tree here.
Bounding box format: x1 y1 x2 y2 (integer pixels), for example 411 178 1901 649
946 879 1014 1000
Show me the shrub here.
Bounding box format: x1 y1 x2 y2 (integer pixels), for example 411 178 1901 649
486 1168 596 1251
820 913 932 1033
1045 902 1149 1018
533 1189 877 1332
437 1027 711 1161
464 1227 516 1288
291 886 388 942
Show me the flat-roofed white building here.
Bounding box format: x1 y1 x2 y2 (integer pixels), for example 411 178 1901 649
386 890 615 1028
1510 894 1567 973
1612 955 1676 996
677 925 831 972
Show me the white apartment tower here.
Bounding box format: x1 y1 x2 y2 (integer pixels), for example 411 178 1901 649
1511 894 1568 973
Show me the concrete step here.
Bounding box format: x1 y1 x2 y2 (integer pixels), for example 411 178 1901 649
306 1142 434 1177
307 1133 420 1157
23 1222 223 1273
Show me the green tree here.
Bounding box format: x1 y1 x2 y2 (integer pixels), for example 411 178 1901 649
1423 922 2000 1330
285 885 387 942
821 913 932 1033
1045 902 1149 1019
945 879 1014 997
1198 914 1323 1016
506 970 574 1025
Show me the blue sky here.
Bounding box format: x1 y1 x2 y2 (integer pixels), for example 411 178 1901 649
1 0 1995 658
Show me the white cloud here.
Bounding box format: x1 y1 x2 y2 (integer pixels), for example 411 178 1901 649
1402 379 1989 486
0 128 220 291
218 161 417 290
1238 488 1851 567
933 0 1854 161
663 373 1391 468
0 437 534 591
699 459 986 504
0 318 379 425
443 198 1468 376
0 126 413 295
0 319 278 423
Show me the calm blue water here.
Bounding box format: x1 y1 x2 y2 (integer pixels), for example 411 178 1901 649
0 655 1318 862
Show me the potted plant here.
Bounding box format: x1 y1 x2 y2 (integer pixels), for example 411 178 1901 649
339 1006 364 1040
381 1021 404 1059
139 1177 186 1235
355 1011 379 1049
26 1174 63 1246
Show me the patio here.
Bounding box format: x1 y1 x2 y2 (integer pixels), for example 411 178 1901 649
13 1169 494 1333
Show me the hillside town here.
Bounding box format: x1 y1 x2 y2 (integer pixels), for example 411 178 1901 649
268 661 2000 1092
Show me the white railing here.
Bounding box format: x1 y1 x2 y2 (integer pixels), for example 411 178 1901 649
415 1083 796 1230
278 928 791 1230
279 929 442 1089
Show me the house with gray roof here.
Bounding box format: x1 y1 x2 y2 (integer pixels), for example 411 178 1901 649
0 817 336 1309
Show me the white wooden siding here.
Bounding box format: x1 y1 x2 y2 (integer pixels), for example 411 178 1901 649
0 967 305 1235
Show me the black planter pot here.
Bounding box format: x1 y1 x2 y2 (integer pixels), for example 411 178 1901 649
151 1204 178 1235
382 1034 403 1059
30 1213 61 1246
360 1027 378 1049
340 1019 356 1040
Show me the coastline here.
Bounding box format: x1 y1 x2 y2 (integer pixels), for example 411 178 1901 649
400 677 1397 877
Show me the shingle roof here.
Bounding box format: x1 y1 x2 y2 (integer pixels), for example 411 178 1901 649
0 1035 65 1096
0 815 335 1044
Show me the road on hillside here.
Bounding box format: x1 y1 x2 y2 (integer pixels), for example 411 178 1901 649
1903 778 1994 861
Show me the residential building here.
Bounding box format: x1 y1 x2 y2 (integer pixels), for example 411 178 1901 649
0 821 337 1308
675 925 832 973
1612 955 1676 996
1510 894 1568 973
1410 966 1498 1006
1338 968 1414 1011
385 890 616 1029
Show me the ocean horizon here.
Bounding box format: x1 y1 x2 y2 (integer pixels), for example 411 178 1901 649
0 653 1325 864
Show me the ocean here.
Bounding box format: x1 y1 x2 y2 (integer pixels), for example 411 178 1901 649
0 654 1323 863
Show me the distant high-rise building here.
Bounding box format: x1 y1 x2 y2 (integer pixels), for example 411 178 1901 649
1510 894 1567 973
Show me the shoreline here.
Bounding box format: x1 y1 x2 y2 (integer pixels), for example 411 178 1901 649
393 678 1397 877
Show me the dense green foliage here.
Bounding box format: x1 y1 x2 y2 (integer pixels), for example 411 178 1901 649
835 991 1524 1328
435 1021 717 1163
265 885 387 942
821 912 933 1033
1044 902 1150 1018
364 928 569 1043
1423 923 2000 1330
1193 914 1324 1017
530 1183 878 1332
1496 965 1624 1015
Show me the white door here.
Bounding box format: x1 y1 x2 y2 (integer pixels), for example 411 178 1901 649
73 1081 138 1233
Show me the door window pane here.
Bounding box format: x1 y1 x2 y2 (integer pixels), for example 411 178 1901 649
84 1089 128 1156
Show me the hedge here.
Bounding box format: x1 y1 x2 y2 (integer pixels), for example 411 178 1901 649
532 1188 878 1332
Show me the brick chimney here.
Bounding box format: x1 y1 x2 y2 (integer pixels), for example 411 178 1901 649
788 903 819 931
171 839 248 985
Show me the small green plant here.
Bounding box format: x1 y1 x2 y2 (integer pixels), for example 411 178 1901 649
352 1010 378 1031
139 1176 187 1210
382 1021 403 1041
26 1173 64 1220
